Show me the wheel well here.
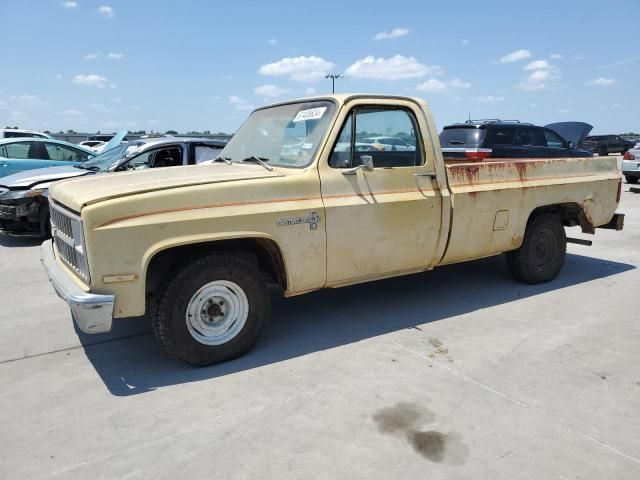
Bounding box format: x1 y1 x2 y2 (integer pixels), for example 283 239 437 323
528 203 592 232
145 238 287 297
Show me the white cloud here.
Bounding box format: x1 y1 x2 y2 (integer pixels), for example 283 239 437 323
586 77 615 87
558 109 571 114
448 78 471 88
9 94 42 107
499 49 531 63
460 39 469 45
373 28 409 40
98 5 113 18
63 109 83 116
148 119 159 125
305 87 317 95
109 83 117 89
475 96 505 103
549 53 563 59
229 96 254 111
346 55 441 80
84 53 99 60
131 105 141 110
416 79 448 93
416 78 470 93
61 1 78 8
55 74 62 80
107 52 123 60
453 96 463 101
254 84 289 98
103 120 120 128
268 38 278 45
90 102 105 110
524 60 550 70
0 100 7 109
73 74 108 88
259 56 335 81
10 110 26 120
126 121 137 127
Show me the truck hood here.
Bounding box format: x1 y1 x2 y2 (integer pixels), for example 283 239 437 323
545 122 593 146
50 163 284 212
0 165 90 190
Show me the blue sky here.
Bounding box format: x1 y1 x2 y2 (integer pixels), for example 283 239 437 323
1 0 639 134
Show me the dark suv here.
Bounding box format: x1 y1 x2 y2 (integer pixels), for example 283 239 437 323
440 120 593 160
584 135 634 156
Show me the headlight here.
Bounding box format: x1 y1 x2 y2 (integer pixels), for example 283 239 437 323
0 188 46 201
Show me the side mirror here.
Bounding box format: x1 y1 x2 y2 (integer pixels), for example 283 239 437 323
342 155 374 175
567 140 575 149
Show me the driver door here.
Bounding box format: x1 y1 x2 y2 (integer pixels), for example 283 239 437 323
319 100 444 285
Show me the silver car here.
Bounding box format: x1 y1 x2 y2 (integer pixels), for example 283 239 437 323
0 133 226 236
622 147 640 184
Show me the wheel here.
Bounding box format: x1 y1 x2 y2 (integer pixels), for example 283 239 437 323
625 175 639 184
506 214 566 284
598 146 607 156
152 254 270 366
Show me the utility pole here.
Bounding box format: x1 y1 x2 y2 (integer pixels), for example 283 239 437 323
325 73 343 94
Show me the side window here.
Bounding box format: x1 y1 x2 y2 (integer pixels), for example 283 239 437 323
329 113 353 168
354 108 420 167
45 143 90 162
515 128 546 147
194 145 222 164
544 130 565 148
126 146 183 170
4 141 39 159
492 127 516 145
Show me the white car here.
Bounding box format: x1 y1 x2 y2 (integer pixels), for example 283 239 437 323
361 136 414 151
0 128 51 139
622 148 640 184
78 140 107 153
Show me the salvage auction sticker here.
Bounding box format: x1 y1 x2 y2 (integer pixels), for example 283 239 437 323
293 107 327 122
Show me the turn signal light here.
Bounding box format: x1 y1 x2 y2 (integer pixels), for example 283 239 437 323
464 148 492 160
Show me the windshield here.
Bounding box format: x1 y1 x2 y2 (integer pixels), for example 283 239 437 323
77 141 145 171
220 100 336 168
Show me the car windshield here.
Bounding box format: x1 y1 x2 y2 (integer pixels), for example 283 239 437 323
76 141 145 171
219 100 336 168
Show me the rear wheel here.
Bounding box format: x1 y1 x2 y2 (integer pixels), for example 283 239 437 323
507 214 566 284
598 146 608 156
625 175 639 184
152 254 269 366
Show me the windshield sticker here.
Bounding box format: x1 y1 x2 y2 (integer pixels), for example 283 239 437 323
301 143 313 150
293 107 327 123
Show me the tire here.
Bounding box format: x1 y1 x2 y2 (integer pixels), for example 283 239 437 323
506 214 566 284
598 146 607 156
625 175 639 184
152 254 269 366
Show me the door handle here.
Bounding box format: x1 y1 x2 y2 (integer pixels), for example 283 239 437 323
414 172 437 179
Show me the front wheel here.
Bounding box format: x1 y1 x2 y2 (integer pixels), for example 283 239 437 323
506 214 566 284
625 175 639 184
152 254 269 366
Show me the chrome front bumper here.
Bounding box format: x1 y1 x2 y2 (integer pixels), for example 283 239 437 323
41 240 114 334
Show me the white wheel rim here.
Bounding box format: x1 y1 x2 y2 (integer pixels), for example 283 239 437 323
185 280 249 346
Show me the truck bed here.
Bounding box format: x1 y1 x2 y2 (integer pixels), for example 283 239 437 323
439 156 621 265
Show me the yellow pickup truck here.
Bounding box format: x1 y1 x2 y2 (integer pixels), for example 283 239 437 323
41 94 624 365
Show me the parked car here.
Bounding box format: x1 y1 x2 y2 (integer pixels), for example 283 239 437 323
78 140 107 153
622 148 640 184
0 137 95 178
0 128 51 139
361 136 414 151
585 135 635 156
0 133 226 236
440 120 593 160
41 94 623 366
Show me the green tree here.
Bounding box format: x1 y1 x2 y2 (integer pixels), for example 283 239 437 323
165 130 178 135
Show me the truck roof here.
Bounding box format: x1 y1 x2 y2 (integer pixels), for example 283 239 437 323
260 93 428 110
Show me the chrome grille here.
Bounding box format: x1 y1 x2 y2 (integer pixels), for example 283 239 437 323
50 200 90 283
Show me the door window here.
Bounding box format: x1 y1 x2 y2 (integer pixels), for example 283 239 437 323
124 146 183 170
4 141 41 159
329 107 421 168
45 143 91 162
492 127 516 145
543 130 566 148
514 128 546 147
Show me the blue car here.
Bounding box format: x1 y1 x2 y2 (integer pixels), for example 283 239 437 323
0 137 95 178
